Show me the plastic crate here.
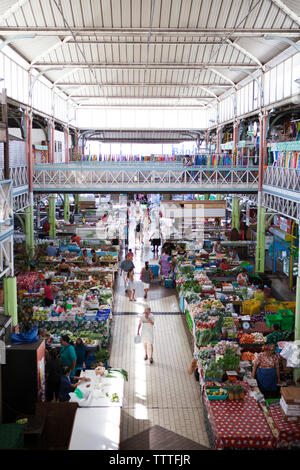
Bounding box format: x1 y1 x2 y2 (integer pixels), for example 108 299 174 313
149 265 159 277
280 302 296 314
206 388 228 400
265 313 282 328
278 309 294 331
243 265 253 273
96 313 110 322
242 300 261 315
164 278 174 288
264 302 285 313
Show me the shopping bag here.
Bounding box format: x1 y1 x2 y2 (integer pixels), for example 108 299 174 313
11 327 39 344
134 335 141 344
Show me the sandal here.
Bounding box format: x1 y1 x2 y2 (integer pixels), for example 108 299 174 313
150 358 153 364
144 355 148 360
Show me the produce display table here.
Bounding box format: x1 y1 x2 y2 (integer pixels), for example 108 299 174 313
68 407 121 450
203 390 277 449
71 369 125 408
268 403 300 448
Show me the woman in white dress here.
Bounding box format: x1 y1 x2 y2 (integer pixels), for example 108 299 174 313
137 307 155 364
126 268 136 301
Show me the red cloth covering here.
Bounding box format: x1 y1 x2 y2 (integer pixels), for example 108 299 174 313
204 388 277 449
268 403 300 446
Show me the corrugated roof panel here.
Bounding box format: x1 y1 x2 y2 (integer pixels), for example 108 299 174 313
120 0 132 27
101 0 113 27
187 0 203 28
131 0 142 27
216 0 234 29
168 0 183 28
206 0 223 28
6 4 26 27
90 0 104 26
197 0 213 28
178 0 193 27
159 0 172 28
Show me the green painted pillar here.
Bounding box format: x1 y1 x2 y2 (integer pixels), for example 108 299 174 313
25 205 35 261
3 277 18 326
204 194 210 200
231 196 240 231
216 194 223 201
73 194 79 214
255 205 266 273
64 194 70 222
48 196 56 238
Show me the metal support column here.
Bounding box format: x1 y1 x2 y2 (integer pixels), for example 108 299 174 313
73 194 79 214
1 89 9 180
255 205 266 273
25 205 35 260
64 193 70 222
48 196 56 238
3 277 18 326
231 196 240 231
64 126 69 164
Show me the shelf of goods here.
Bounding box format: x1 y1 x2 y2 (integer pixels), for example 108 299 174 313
175 254 300 449
17 273 113 348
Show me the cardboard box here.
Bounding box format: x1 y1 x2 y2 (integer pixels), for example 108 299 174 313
281 386 300 405
280 398 300 416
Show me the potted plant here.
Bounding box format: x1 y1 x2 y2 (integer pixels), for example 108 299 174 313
94 349 110 369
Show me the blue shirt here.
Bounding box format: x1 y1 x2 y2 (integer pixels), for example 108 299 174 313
60 345 77 376
75 344 87 367
58 375 75 402
46 245 57 256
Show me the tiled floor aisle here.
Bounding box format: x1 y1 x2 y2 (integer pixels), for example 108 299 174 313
109 236 210 448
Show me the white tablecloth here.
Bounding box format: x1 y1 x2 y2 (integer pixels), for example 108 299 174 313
68 407 121 450
70 369 125 407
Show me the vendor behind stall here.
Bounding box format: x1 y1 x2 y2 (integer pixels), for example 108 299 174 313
71 232 81 247
212 238 224 255
58 366 91 402
251 344 280 397
228 248 239 262
237 268 249 287
46 242 58 257
91 249 99 264
60 335 77 377
266 323 285 347
44 278 59 307
219 258 230 271
56 258 72 275
80 249 93 265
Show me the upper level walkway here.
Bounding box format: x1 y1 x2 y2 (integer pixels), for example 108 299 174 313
32 161 259 194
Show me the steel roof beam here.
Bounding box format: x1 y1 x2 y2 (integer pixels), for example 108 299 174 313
55 82 233 88
30 36 72 66
33 62 258 69
0 27 299 37
270 0 300 27
226 39 264 69
70 95 215 99
0 0 30 25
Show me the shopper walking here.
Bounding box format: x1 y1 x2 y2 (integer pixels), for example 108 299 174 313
137 307 155 364
43 278 59 307
135 219 143 246
140 261 153 299
150 226 161 257
126 268 136 301
120 254 135 290
74 338 88 376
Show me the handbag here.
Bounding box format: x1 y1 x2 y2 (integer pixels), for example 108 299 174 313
134 335 141 344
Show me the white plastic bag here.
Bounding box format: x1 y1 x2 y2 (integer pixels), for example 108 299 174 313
134 335 141 344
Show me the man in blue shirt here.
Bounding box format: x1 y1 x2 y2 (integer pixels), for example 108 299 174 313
120 254 135 290
46 242 57 257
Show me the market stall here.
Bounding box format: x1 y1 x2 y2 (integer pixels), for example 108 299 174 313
173 249 300 449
